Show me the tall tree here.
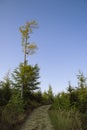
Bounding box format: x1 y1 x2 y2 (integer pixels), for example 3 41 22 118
19 20 38 66
19 20 38 98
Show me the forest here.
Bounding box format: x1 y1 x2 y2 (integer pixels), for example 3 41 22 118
0 21 87 130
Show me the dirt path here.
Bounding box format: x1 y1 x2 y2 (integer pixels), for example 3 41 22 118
20 105 54 130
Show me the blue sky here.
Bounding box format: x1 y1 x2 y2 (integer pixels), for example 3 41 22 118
0 0 87 94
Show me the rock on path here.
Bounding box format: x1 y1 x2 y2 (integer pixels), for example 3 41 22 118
20 105 54 130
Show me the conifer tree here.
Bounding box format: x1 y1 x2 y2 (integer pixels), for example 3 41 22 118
19 20 38 98
12 64 40 99
19 20 38 66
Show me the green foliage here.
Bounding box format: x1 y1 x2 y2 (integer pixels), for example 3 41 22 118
12 64 40 99
0 73 12 106
52 92 70 110
34 90 42 103
50 71 87 130
49 109 82 130
2 93 24 126
0 20 40 130
0 87 11 106
0 68 41 129
48 85 54 103
77 71 87 89
42 91 49 104
42 86 54 104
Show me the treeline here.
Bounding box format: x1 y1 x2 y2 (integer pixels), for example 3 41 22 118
0 64 54 130
49 71 87 130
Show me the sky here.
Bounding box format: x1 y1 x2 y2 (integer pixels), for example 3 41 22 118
0 0 87 94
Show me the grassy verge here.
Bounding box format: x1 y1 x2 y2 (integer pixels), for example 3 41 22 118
49 109 82 130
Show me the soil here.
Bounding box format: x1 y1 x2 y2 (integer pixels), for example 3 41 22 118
20 105 54 130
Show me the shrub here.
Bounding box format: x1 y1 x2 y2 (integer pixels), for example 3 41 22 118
2 94 24 127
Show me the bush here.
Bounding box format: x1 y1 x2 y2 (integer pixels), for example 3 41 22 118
2 94 24 127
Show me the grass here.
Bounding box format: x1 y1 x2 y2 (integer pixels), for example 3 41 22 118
49 109 82 130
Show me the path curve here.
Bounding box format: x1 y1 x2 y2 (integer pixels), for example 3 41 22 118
20 105 54 130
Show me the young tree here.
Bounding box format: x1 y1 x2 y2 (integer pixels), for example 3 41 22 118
0 72 12 106
19 20 38 66
67 81 73 93
12 64 40 99
48 85 54 103
77 71 87 89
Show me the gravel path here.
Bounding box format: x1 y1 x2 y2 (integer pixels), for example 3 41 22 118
20 105 54 130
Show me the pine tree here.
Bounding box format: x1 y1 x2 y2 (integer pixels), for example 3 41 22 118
12 64 40 99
